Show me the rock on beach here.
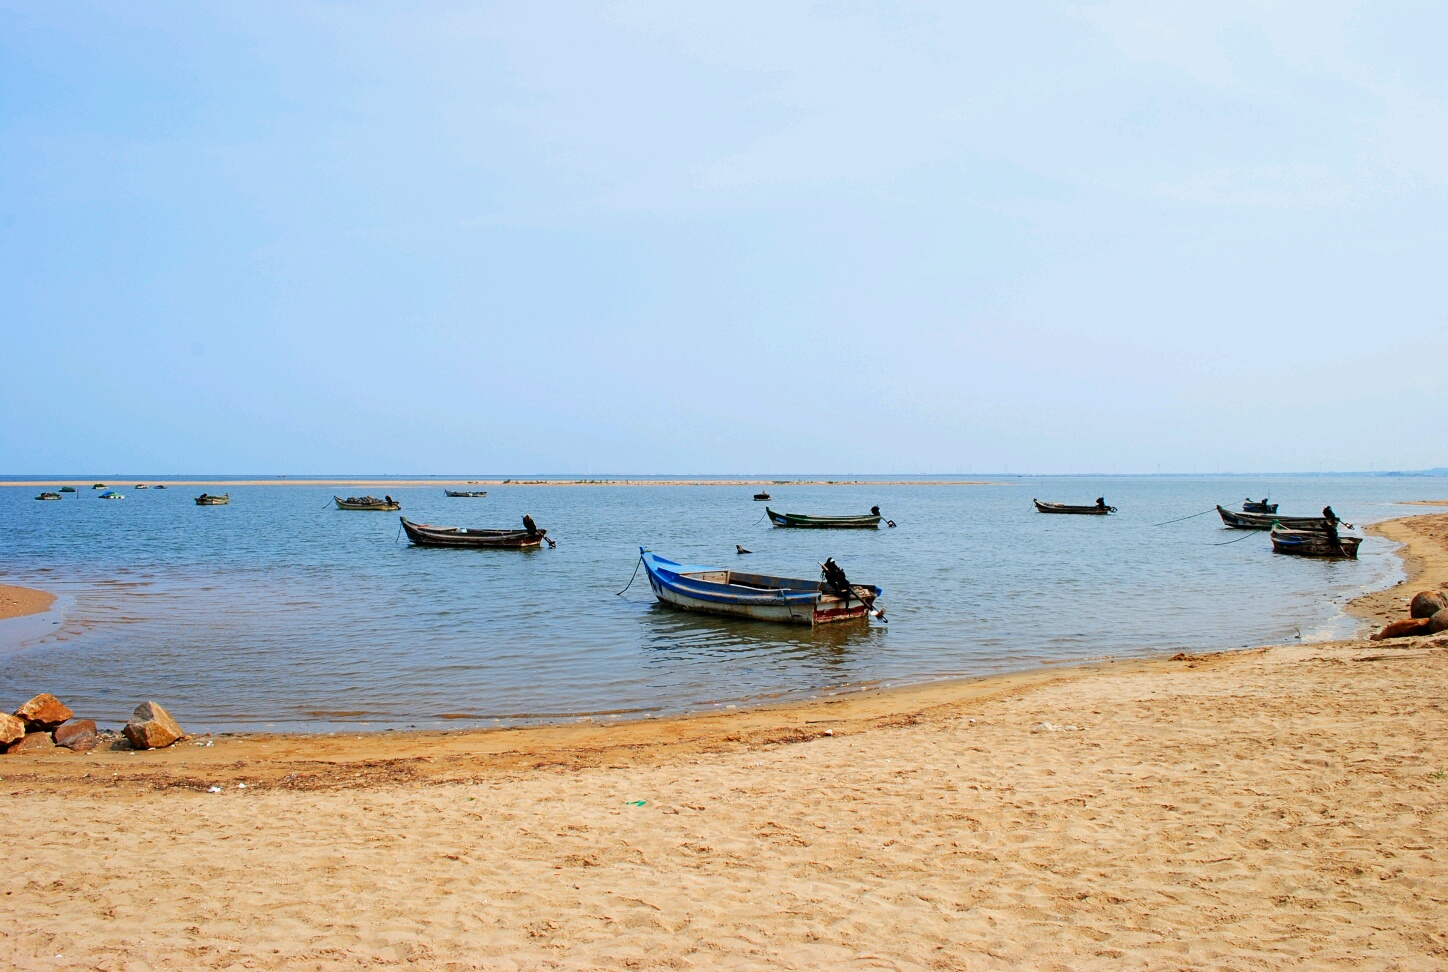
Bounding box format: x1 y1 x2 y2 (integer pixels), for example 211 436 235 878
14 693 73 731
123 701 184 750
6 731 56 754
1410 590 1448 619
1430 608 1448 635
54 719 98 752
0 712 26 747
1371 617 1433 640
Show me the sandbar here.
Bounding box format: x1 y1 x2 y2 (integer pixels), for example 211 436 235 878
1 514 1446 968
0 583 55 622
1 478 1004 488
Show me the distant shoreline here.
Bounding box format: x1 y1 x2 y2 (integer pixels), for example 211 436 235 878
0 478 1008 488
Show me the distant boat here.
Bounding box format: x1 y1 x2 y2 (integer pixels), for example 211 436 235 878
135 484 149 489
335 495 400 511
1034 499 1115 515
58 486 76 493
1271 527 1361 559
639 549 883 625
766 507 882 529
35 492 61 501
1217 506 1331 531
154 484 168 489
444 490 488 498
1242 497 1277 513
91 483 106 489
97 490 124 500
753 492 771 501
195 493 230 506
400 515 550 549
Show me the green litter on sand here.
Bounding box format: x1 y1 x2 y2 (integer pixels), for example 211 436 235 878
624 800 646 807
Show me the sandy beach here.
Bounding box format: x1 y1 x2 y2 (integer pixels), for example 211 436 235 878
0 584 55 622
2 512 1446 969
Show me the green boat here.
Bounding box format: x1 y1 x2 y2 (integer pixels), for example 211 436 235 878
766 507 884 529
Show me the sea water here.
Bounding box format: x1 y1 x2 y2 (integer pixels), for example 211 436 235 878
0 476 1440 731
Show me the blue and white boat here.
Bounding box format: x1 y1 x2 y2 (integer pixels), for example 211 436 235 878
639 549 883 625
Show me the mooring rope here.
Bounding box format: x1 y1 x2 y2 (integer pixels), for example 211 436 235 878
1212 530 1261 546
615 554 643 596
1154 508 1217 527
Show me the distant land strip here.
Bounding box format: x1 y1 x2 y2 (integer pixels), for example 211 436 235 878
1 478 1010 488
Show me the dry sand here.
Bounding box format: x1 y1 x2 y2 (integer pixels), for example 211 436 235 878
0 584 55 622
2 514 1447 969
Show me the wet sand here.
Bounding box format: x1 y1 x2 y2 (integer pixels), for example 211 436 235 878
0 583 55 622
2 513 1447 969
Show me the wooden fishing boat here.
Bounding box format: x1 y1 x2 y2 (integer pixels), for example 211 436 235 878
194 492 230 506
97 490 124 500
444 490 488 498
753 492 771 501
58 486 76 493
766 507 882 529
35 492 61 501
334 495 401 511
1216 506 1330 531
1270 527 1361 559
1033 499 1115 515
1242 498 1277 513
639 550 883 625
400 515 550 549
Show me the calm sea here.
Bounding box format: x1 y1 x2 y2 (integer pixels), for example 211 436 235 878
0 476 1441 732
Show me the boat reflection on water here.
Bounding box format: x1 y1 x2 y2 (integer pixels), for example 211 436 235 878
638 600 883 673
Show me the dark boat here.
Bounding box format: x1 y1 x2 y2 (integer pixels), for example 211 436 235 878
58 486 76 493
35 492 61 501
1242 497 1277 513
154 485 167 489
135 484 149 489
766 507 883 529
444 490 488 498
1217 506 1331 531
640 550 882 625
753 492 771 501
1270 527 1361 559
195 493 230 506
1034 499 1115 515
91 483 106 489
335 495 401 511
400 515 551 549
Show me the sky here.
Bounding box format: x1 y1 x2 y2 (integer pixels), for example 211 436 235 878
2 1 1446 475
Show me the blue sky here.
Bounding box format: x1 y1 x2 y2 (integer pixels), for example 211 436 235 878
2 1 1445 474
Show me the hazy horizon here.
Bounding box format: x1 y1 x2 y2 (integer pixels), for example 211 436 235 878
5 3 1446 475
4 468 1445 480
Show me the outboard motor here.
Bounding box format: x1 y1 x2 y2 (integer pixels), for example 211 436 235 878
821 558 852 596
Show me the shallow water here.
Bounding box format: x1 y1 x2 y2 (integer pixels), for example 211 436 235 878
0 476 1440 731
